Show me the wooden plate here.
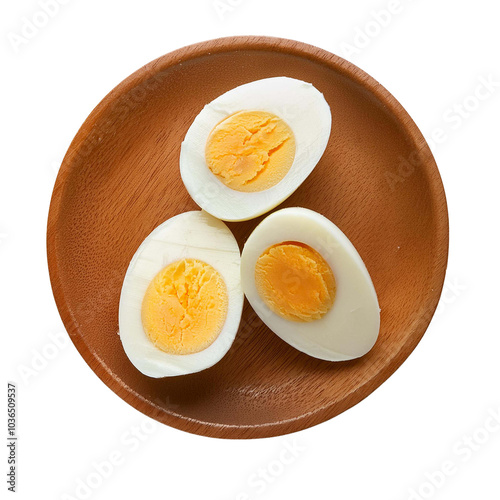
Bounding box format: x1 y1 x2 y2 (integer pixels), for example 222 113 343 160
47 36 448 439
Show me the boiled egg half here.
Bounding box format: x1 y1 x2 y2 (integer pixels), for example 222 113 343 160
180 77 332 221
241 208 380 361
118 211 243 377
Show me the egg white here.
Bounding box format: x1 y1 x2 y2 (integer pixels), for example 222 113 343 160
180 77 332 222
241 208 380 361
118 211 243 377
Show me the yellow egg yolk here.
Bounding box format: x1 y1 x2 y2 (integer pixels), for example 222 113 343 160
205 110 296 192
141 259 228 354
254 242 336 322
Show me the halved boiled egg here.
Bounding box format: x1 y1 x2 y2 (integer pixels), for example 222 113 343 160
118 211 243 377
180 77 332 221
241 208 380 361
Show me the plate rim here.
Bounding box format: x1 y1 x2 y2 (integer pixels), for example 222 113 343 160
47 35 449 439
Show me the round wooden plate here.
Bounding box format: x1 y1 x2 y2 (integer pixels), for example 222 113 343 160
47 36 448 439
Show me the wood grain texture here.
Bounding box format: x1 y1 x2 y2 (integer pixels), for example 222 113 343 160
47 36 449 439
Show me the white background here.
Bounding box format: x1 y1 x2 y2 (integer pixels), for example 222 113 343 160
2 0 499 499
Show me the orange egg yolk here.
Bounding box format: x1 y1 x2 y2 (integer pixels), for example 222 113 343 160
254 242 336 322
141 259 228 354
205 110 296 192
